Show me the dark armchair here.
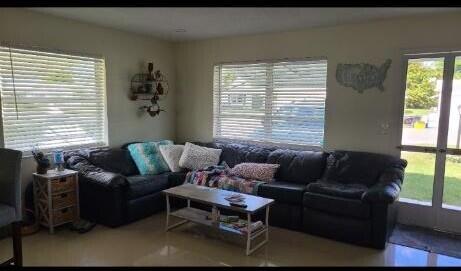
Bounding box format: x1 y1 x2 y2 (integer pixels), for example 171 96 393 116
0 148 23 266
302 150 407 249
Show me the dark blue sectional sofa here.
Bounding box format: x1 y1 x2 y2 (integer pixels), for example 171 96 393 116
64 141 406 249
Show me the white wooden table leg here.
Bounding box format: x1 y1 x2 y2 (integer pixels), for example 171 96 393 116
165 195 189 232
211 205 219 223
47 181 54 234
265 206 270 242
32 178 39 229
246 213 251 256
165 194 170 232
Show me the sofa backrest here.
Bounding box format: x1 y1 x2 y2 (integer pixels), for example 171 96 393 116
87 148 139 176
192 141 280 168
196 141 328 184
213 142 276 168
321 150 407 187
267 149 328 185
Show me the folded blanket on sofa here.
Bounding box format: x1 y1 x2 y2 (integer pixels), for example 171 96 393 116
185 165 265 195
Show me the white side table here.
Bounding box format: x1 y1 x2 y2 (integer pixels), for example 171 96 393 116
33 169 80 234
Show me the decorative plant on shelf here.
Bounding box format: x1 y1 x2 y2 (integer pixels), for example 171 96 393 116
130 62 169 117
140 99 165 117
31 147 50 174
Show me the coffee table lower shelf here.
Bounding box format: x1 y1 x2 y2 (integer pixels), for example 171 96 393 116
165 205 269 255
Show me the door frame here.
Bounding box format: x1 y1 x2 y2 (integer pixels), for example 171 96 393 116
396 51 461 234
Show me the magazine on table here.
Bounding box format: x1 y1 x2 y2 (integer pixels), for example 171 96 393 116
205 213 264 233
224 193 245 203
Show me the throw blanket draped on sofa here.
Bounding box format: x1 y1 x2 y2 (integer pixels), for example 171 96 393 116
185 165 265 195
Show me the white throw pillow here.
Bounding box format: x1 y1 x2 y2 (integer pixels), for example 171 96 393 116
178 142 222 170
159 145 184 172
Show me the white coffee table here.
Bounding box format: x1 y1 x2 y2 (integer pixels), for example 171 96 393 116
162 183 274 255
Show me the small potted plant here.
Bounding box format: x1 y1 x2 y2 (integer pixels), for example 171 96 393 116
31 147 50 174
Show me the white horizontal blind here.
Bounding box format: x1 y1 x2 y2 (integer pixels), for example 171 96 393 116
213 59 327 146
0 46 107 152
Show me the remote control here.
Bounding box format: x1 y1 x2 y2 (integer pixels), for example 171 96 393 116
230 202 247 208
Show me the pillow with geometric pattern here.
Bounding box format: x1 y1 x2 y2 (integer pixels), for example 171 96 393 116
230 162 279 182
178 142 222 170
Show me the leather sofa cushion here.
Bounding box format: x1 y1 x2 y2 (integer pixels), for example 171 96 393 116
126 173 170 199
303 192 371 219
306 181 368 199
267 149 328 184
214 142 275 168
258 181 306 205
321 150 406 187
167 172 188 187
88 148 139 176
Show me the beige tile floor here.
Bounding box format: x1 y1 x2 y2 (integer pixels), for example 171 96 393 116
0 212 460 266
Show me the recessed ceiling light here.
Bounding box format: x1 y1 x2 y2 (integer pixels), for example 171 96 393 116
175 29 186 33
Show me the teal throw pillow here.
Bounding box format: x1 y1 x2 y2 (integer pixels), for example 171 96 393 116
127 140 173 175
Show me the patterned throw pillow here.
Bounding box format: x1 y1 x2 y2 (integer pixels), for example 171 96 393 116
159 145 184 173
230 163 280 182
178 142 222 170
127 140 173 175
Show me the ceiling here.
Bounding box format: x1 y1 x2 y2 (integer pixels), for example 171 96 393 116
29 8 459 42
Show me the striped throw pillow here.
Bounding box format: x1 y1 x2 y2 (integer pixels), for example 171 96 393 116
127 140 173 175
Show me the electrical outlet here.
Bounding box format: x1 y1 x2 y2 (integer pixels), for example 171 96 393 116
380 122 390 135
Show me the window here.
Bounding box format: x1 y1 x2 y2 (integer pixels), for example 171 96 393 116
213 59 327 146
0 45 107 152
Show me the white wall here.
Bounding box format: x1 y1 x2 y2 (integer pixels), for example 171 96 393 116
2 8 461 203
0 8 177 193
174 11 461 156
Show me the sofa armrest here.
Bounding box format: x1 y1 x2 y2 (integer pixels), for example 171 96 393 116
66 155 127 188
362 180 401 204
362 166 405 204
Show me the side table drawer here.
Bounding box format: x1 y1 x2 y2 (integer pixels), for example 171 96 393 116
53 207 76 225
52 192 76 209
51 176 76 193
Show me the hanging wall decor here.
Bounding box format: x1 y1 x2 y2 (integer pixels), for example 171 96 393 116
336 59 391 93
130 62 169 117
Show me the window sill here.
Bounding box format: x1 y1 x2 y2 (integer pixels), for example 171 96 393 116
20 143 109 159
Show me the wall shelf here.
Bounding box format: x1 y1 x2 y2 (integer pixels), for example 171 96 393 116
129 62 169 116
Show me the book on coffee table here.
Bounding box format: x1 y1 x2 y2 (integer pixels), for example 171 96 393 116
224 193 245 203
220 219 264 234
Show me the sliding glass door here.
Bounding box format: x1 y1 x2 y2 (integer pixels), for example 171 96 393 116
399 53 461 233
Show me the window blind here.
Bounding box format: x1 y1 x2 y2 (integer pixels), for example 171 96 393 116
0 45 107 152
213 59 327 146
